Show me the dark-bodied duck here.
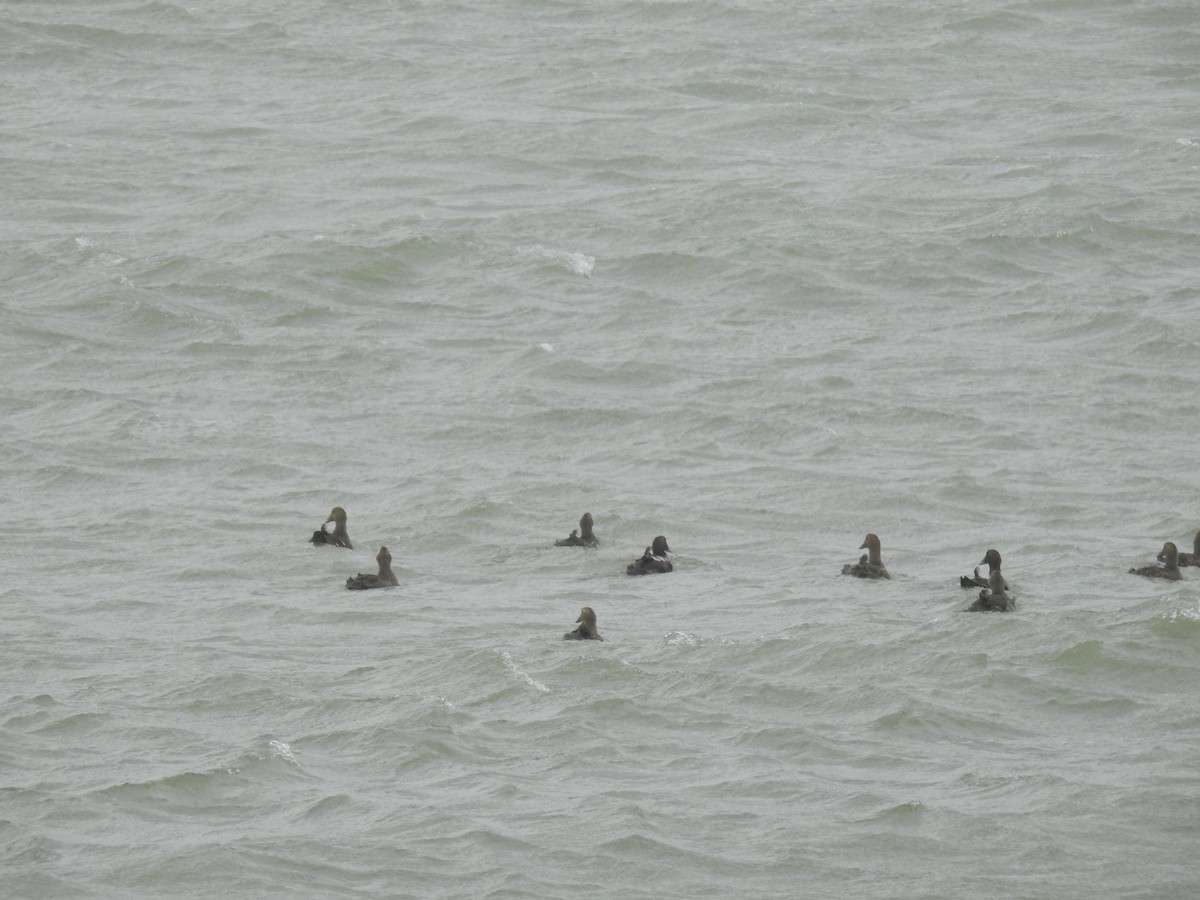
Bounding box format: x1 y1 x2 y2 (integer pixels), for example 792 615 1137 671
310 506 353 549
555 512 599 548
627 536 673 576
1131 541 1182 581
1165 531 1200 567
563 606 604 641
967 570 1015 612
960 549 1005 589
346 546 398 590
842 533 889 579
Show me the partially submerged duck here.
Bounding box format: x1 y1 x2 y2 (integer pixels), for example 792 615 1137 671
1167 531 1200 567
346 546 398 590
1131 541 1182 581
627 535 673 575
967 570 1015 612
310 506 353 549
563 606 603 641
842 533 889 579
960 548 1005 589
555 512 599 548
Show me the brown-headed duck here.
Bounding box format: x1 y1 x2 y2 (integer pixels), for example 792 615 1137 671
563 606 603 641
346 546 398 590
842 533 889 579
961 548 1005 589
627 535 673 575
1131 541 1182 581
967 570 1015 612
310 506 353 549
1164 531 1200 567
555 512 599 548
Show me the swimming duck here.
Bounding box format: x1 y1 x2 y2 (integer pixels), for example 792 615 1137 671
967 570 1015 612
1165 531 1200 567
841 533 889 579
555 512 599 548
346 546 398 590
960 548 1005 589
563 606 603 641
1131 541 1182 580
627 535 673 575
310 506 353 549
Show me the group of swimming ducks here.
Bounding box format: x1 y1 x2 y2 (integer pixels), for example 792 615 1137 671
310 507 1199 640
308 508 671 639
840 531 1198 612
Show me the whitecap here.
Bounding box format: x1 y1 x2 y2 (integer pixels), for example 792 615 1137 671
517 244 595 276
496 650 550 692
663 631 699 647
1163 605 1200 622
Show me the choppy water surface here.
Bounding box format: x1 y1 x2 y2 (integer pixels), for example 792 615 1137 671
3 1 1200 897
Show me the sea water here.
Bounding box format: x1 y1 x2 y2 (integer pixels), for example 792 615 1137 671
3 1 1199 896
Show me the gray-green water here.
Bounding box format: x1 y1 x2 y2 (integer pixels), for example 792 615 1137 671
3 1 1200 896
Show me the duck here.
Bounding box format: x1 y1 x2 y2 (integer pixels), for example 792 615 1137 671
841 533 889 579
345 546 398 590
1130 541 1182 581
1165 531 1200 567
960 548 1005 589
627 535 673 575
967 570 1015 612
563 606 603 641
310 506 353 549
555 512 599 547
